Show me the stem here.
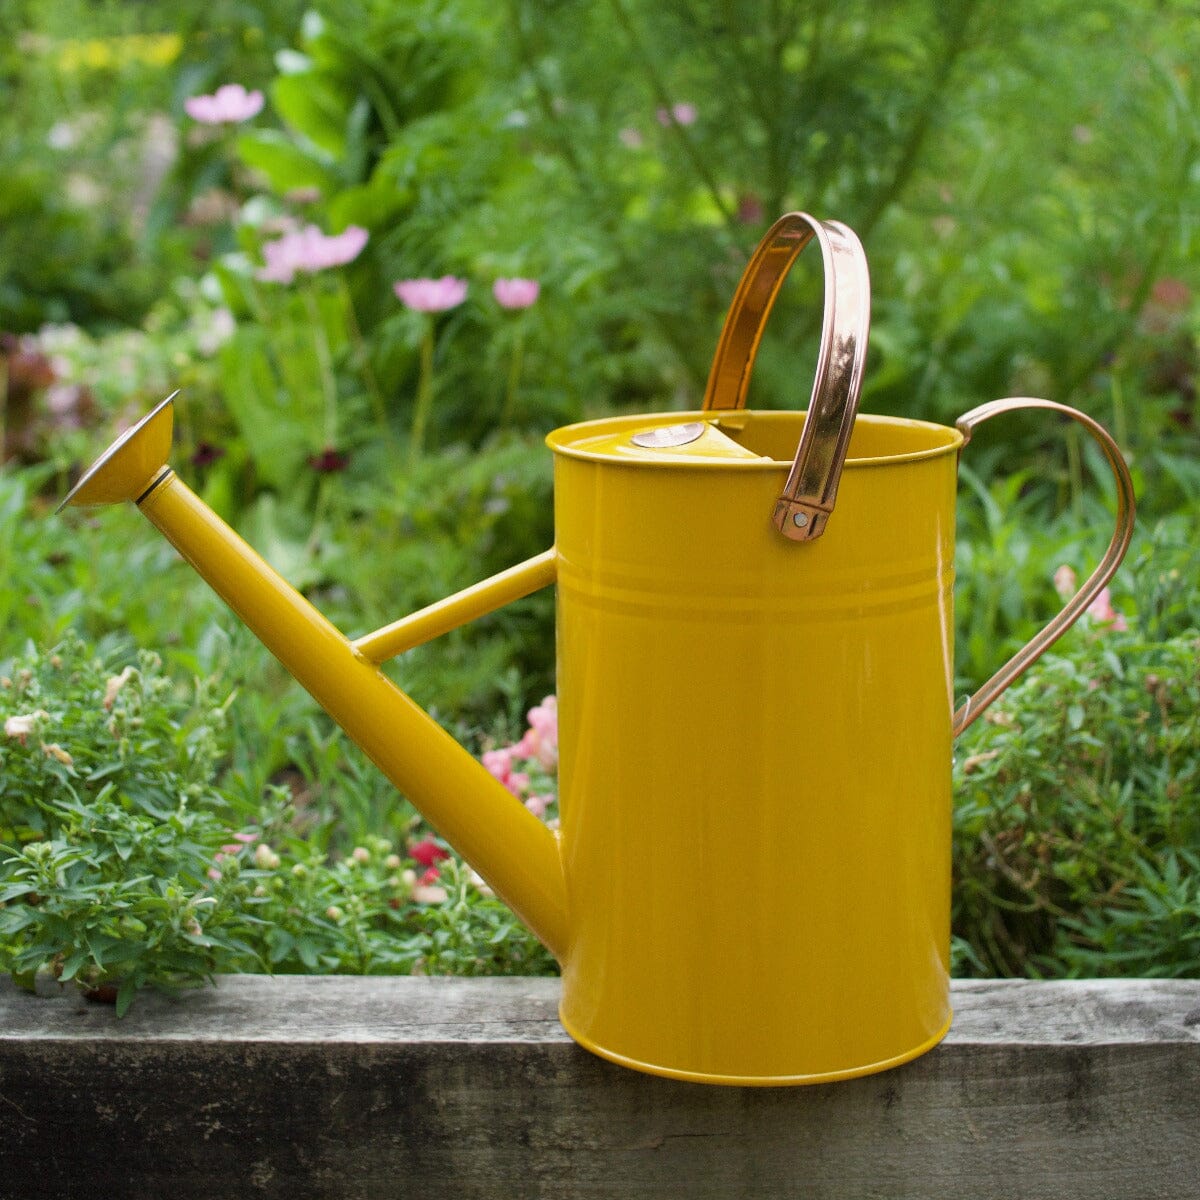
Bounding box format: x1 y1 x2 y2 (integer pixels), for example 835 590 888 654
500 324 526 427
338 276 391 444
0 356 8 463
301 283 339 448
409 321 435 469
1111 372 1129 455
306 473 332 557
1066 423 1084 524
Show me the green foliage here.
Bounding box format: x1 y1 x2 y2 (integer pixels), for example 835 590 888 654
0 635 555 1013
0 634 245 1013
953 622 1200 978
2 0 1200 994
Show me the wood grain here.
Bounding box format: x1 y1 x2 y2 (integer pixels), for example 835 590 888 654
1 976 1197 1199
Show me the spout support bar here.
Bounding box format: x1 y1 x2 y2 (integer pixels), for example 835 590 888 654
354 549 557 665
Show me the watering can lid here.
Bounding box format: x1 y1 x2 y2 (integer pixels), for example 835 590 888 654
547 417 770 465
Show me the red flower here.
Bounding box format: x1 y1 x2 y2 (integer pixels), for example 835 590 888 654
191 441 225 468
308 447 350 473
410 839 449 868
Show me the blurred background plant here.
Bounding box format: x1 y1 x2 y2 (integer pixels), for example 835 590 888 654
1 0 1198 991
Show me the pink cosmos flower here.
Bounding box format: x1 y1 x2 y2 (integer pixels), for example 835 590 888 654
1086 586 1128 632
493 278 540 309
656 102 697 127
184 84 265 125
393 276 468 313
257 224 368 284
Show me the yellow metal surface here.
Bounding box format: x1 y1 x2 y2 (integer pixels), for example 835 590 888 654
56 391 176 510
354 549 558 663
548 409 962 1084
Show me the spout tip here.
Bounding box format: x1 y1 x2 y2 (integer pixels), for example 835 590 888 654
58 391 178 513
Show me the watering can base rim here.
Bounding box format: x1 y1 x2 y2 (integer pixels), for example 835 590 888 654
558 1005 954 1086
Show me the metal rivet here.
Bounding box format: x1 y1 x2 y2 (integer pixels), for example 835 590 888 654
792 512 810 528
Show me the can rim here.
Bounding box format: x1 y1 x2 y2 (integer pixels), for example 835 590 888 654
546 410 965 469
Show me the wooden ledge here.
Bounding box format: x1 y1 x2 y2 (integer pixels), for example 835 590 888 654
2 977 1198 1198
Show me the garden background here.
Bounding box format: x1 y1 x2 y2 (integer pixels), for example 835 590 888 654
1 0 1198 1013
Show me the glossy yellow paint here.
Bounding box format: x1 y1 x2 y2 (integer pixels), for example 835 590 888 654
354 549 558 663
547 409 963 1084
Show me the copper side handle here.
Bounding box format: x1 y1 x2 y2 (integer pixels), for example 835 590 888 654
953 397 1137 736
702 211 870 542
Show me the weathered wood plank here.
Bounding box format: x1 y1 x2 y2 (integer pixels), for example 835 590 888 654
1 977 1197 1199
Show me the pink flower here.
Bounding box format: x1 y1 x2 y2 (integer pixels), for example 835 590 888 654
515 696 558 771
618 127 644 149
393 276 468 312
1053 564 1077 599
410 839 450 868
1085 587 1128 632
184 84 264 125
656 102 697 127
493 278 540 309
257 224 368 284
736 193 764 225
482 746 514 779
482 745 531 797
525 794 553 819
261 225 369 283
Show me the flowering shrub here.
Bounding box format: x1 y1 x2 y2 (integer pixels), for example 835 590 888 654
0 637 556 1014
0 635 241 1014
953 611 1200 978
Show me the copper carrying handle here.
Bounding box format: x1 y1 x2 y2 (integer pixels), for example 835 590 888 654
702 211 871 542
952 397 1137 736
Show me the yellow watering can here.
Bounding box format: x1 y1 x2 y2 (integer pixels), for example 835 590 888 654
62 213 1135 1085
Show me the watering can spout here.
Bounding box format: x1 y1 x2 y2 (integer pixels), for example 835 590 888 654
61 395 570 962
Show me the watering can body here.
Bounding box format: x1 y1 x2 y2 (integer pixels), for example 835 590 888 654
550 410 961 1082
61 213 1135 1085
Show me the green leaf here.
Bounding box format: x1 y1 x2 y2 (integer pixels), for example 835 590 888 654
115 977 138 1019
235 131 337 195
59 948 89 982
270 74 350 157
